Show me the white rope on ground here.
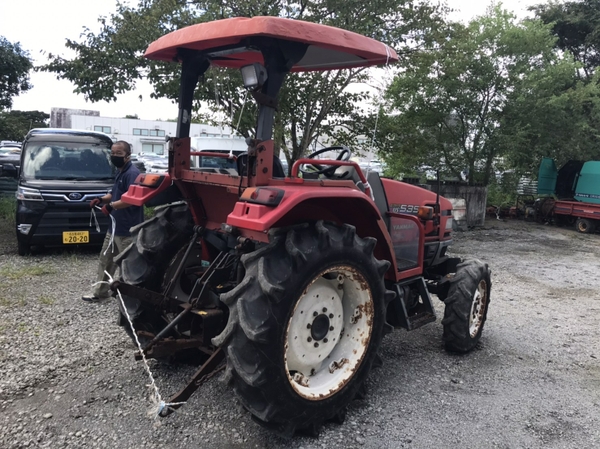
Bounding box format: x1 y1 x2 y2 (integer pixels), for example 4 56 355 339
94 272 187 418
94 271 185 419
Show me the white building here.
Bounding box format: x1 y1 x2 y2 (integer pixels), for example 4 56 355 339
51 107 247 155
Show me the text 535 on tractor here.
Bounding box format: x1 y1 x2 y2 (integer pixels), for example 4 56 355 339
113 16 492 437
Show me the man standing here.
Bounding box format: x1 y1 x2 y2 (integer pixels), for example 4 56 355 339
82 141 144 302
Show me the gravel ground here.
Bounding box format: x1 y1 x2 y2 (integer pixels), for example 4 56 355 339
0 218 599 449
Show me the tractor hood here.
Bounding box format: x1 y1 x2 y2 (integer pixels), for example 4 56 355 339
144 16 398 71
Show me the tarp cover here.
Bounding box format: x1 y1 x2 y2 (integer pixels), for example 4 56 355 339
145 16 398 71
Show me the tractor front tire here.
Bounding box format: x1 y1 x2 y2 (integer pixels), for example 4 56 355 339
575 218 595 234
213 221 394 437
442 259 491 353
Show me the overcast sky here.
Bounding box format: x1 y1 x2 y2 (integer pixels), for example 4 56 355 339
1 0 541 122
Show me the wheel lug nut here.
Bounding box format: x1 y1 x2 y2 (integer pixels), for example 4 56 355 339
307 337 312 342
329 326 334 331
314 342 319 348
323 338 328 343
329 313 333 318
307 323 311 329
313 311 318 317
322 307 327 313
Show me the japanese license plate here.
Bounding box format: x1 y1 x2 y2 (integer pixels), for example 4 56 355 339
62 231 90 244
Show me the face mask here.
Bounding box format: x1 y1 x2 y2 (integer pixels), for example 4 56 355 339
111 155 126 168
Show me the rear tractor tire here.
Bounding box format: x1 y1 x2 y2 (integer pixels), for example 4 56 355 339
212 221 395 437
115 202 194 342
442 259 491 353
575 218 595 234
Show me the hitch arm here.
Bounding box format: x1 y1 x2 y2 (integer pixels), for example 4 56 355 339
160 347 225 417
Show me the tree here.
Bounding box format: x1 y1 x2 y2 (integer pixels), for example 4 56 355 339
532 0 600 80
0 110 49 141
0 37 33 111
382 6 583 185
500 69 600 173
42 0 447 167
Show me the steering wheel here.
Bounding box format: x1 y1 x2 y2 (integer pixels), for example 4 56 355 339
300 145 352 178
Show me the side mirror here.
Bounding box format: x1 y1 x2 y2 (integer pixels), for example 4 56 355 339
1 163 18 178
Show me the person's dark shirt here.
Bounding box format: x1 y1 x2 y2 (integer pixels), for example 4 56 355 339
110 161 144 236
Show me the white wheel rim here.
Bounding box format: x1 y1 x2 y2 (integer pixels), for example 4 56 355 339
469 279 488 337
284 266 373 400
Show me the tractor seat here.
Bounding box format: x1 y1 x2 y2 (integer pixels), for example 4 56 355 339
333 165 366 192
367 171 390 229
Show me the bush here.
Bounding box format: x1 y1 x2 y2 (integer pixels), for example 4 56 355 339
487 173 519 207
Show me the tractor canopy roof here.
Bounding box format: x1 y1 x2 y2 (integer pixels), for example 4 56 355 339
145 16 398 71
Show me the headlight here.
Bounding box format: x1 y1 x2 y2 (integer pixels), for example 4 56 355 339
241 63 268 89
445 217 453 230
16 186 44 201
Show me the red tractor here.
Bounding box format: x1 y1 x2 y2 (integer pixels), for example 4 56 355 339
115 16 491 436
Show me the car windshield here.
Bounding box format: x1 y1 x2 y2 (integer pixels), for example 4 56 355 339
21 142 115 180
0 148 20 156
198 154 237 170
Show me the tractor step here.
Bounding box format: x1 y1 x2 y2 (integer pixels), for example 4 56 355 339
405 311 436 329
390 277 437 331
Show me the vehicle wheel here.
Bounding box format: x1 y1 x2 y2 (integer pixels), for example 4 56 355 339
442 259 491 353
213 221 395 436
575 218 595 234
115 202 194 341
17 239 30 256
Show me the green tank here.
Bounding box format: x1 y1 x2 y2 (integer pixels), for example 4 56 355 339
537 157 557 195
575 161 600 204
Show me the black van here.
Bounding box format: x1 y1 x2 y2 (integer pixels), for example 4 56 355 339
11 129 116 255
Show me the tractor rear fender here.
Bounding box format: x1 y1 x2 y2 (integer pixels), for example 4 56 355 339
227 186 398 277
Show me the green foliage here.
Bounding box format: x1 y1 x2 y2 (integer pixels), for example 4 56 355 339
532 0 600 80
501 69 600 174
383 6 586 186
144 206 155 220
0 110 49 141
0 37 33 111
486 173 519 207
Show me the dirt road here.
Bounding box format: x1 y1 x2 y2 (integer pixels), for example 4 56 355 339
0 218 599 448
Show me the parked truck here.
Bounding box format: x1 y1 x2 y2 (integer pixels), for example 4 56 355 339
112 16 492 437
537 157 600 233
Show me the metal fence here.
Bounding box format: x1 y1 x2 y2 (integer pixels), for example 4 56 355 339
427 182 488 229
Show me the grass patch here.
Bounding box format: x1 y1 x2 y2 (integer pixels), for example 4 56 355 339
144 206 156 220
0 196 16 221
38 295 55 305
17 323 27 333
0 293 27 307
0 196 16 230
0 265 55 280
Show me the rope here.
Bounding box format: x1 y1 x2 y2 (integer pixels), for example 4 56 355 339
87 216 186 418
96 272 187 418
90 207 116 255
229 90 248 158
